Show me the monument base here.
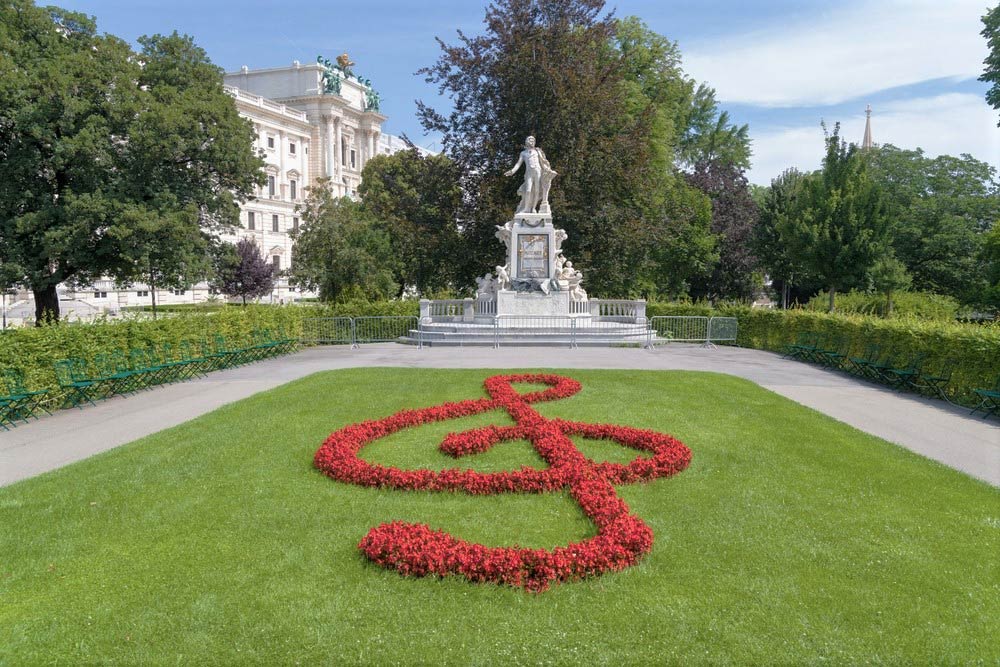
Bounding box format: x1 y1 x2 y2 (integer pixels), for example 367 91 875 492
496 289 570 317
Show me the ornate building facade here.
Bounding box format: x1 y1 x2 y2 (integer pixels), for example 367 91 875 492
50 58 428 316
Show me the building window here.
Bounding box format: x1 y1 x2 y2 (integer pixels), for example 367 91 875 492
173 289 186 296
93 291 107 299
350 149 356 169
267 175 276 197
289 142 296 155
272 214 279 232
272 255 281 271
247 211 255 230
267 136 275 149
136 290 149 297
290 180 297 200
342 138 347 166
292 216 299 232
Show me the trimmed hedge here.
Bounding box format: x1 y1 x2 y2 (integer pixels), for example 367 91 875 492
4 300 998 411
0 306 303 410
648 302 1000 407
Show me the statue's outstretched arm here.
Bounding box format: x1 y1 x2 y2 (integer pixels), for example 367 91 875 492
504 154 524 177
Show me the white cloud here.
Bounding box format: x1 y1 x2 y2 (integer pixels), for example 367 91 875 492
684 0 989 107
748 93 1000 185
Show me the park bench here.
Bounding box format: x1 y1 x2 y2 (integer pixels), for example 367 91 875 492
815 336 849 369
846 344 880 379
880 353 927 391
971 375 1000 419
53 359 100 409
909 360 954 402
783 332 819 361
0 368 50 429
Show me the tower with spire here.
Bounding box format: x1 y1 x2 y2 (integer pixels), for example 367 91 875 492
862 104 873 150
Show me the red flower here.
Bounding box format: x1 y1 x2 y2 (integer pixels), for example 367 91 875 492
314 374 691 591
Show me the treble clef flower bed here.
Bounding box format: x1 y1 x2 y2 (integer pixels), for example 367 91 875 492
313 374 692 591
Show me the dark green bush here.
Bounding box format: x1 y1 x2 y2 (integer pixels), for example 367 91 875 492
803 290 961 320
648 302 1000 406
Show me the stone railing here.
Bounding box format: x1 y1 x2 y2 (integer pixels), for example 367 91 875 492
589 299 646 323
223 86 309 122
476 298 497 316
420 297 647 324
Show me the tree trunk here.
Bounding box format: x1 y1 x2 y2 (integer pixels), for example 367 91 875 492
150 273 158 321
33 284 60 325
886 290 894 316
827 286 836 313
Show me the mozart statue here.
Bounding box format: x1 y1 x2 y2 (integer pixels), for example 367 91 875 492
505 136 557 215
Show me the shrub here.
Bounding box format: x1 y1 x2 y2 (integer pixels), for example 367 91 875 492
0 306 303 409
803 290 960 321
648 301 1000 406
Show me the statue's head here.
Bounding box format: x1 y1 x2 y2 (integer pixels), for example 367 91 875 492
565 261 573 269
525 136 536 148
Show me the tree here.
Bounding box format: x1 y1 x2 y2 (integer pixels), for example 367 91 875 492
981 3 1000 124
778 125 891 312
869 145 999 304
416 0 717 297
979 223 1000 314
359 149 462 296
215 238 274 305
868 255 911 316
686 161 759 301
289 181 398 302
0 4 262 323
753 169 821 308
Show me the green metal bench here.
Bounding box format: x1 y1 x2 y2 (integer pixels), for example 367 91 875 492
880 353 928 391
0 369 50 428
783 332 819 361
846 344 880 378
53 359 100 409
911 360 954 403
971 375 1000 419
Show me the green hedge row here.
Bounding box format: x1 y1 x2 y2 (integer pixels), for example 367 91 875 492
0 306 303 409
647 302 1000 406
4 300 997 410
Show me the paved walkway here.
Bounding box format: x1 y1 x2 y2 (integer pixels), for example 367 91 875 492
1 345 997 487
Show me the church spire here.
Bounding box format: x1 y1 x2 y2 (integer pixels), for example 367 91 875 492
862 104 873 150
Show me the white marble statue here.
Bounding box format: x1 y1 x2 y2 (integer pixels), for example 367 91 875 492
554 228 568 253
495 264 511 291
554 254 567 275
505 136 557 215
475 273 496 299
494 222 512 250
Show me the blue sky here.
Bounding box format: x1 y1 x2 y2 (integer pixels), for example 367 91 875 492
57 0 999 184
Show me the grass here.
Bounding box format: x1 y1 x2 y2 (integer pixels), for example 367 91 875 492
1 368 997 665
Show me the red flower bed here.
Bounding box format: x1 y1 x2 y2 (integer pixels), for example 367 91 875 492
314 373 691 591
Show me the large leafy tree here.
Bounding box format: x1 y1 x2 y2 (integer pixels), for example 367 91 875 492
0 3 262 323
753 169 822 307
289 181 398 302
869 145 999 304
981 3 1000 124
686 161 759 301
416 0 720 297
778 125 891 312
359 149 463 296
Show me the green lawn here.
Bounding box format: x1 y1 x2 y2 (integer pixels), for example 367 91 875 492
1 368 997 665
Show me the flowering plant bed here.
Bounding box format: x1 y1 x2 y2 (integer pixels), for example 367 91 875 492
313 374 691 591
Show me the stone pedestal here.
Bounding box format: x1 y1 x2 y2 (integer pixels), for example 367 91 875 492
508 215 557 283
496 289 569 317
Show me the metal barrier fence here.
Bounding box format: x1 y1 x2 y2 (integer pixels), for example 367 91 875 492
353 317 420 347
299 315 737 349
648 316 739 347
300 317 354 345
